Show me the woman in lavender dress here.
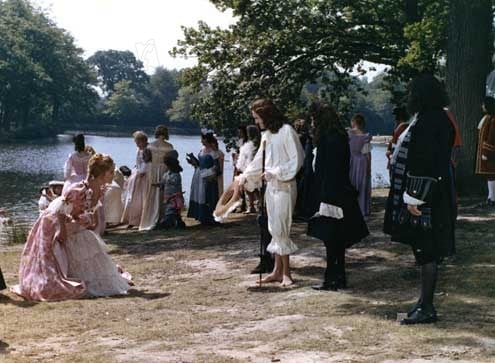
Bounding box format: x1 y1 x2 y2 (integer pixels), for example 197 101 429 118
348 114 372 217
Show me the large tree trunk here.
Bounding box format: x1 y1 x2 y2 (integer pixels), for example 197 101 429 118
446 0 493 195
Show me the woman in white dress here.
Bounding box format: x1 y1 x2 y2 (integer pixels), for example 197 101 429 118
121 131 150 228
104 169 125 226
62 134 91 195
234 99 304 286
236 125 261 213
64 154 133 297
139 125 174 231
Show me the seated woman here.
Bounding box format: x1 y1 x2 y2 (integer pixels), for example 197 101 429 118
236 125 261 213
12 154 133 301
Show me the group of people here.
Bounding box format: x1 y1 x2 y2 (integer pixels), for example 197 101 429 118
6 73 494 327
227 74 460 326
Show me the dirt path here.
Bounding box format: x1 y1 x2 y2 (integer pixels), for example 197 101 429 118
1 190 495 362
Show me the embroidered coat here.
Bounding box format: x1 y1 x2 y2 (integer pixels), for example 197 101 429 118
475 114 495 177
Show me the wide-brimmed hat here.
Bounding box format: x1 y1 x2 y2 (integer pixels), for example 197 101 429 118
48 180 64 187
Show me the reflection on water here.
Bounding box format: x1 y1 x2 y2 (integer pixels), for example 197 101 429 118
0 134 389 243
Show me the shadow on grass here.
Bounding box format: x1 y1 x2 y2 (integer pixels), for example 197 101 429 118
107 196 495 334
0 340 9 354
0 293 38 308
117 289 171 300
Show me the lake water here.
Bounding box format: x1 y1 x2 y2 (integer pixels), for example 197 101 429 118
0 134 389 243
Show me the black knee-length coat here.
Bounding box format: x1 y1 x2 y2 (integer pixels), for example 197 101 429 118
384 109 456 264
307 130 369 247
0 267 6 290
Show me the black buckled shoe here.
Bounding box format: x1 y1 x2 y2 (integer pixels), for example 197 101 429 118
336 274 347 289
407 302 421 318
311 281 338 291
400 307 437 325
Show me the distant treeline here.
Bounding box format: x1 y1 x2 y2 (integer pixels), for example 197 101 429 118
0 0 395 142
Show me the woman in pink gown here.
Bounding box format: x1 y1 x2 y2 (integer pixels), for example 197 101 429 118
12 154 133 301
121 131 150 228
62 134 92 195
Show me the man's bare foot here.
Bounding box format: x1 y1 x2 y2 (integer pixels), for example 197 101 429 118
281 275 294 287
260 274 283 283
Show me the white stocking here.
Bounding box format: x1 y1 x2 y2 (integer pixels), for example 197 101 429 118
488 180 495 201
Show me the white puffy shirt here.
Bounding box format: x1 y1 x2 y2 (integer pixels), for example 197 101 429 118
237 124 304 191
236 140 257 172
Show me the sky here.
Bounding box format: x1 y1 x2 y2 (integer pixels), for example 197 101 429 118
33 0 235 73
32 0 385 79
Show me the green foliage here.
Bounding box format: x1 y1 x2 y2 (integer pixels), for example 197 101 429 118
88 50 149 96
0 0 98 136
167 85 200 125
171 0 452 141
103 80 147 123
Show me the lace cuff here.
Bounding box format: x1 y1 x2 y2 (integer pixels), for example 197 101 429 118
46 196 73 216
235 174 260 193
312 202 344 220
361 143 371 154
404 172 437 203
403 192 425 206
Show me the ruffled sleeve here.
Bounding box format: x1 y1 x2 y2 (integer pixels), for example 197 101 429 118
270 125 304 182
236 136 265 192
63 153 73 180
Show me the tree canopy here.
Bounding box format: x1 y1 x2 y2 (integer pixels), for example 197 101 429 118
171 0 452 139
0 0 97 137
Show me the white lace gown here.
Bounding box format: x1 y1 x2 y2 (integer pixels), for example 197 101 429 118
237 124 304 256
65 228 131 297
63 182 132 297
139 140 174 231
104 181 124 225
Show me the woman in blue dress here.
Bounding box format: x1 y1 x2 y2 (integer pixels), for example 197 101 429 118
187 132 221 225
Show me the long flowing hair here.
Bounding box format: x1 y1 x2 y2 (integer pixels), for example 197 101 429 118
310 102 346 146
407 74 449 115
250 98 285 133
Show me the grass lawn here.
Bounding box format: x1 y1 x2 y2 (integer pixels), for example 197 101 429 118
1 189 495 362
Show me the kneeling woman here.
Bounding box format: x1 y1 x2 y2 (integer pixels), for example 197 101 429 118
12 154 132 301
307 103 369 291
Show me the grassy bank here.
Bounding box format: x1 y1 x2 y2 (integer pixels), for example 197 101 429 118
1 190 495 362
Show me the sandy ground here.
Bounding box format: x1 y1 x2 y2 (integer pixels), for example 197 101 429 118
1 190 495 363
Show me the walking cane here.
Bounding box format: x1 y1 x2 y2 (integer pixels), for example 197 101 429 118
258 140 267 286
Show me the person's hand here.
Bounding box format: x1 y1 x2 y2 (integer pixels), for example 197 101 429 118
407 204 422 216
263 171 276 182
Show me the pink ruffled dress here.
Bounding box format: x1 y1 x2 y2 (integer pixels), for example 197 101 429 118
62 152 91 195
12 182 132 301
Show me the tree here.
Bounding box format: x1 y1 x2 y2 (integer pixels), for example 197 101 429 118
167 85 200 126
446 0 493 193
0 0 97 136
103 80 147 126
172 0 494 193
148 67 180 121
170 0 444 136
88 50 149 96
